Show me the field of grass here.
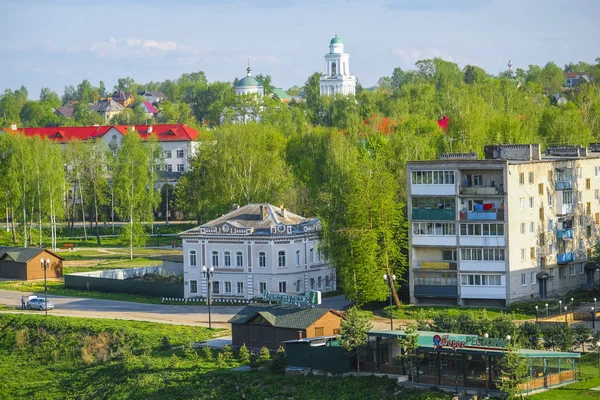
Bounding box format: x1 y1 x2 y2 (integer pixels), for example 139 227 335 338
0 313 449 400
380 304 534 321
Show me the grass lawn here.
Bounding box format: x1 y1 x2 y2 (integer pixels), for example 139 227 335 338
380 304 534 321
0 313 449 400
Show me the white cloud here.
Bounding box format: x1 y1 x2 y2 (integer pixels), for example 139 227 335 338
393 47 476 66
89 37 196 57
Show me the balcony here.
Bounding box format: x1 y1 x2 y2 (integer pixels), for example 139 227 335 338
412 208 455 221
412 234 457 247
556 229 574 240
459 186 504 195
418 261 457 270
459 210 504 221
557 204 573 215
414 285 458 298
557 252 574 264
555 180 573 191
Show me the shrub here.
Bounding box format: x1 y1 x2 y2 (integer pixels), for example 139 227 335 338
81 332 112 365
249 352 260 371
182 342 198 359
269 346 286 373
258 346 271 364
15 328 29 350
221 344 233 361
238 343 250 363
161 336 171 350
217 351 226 368
202 345 214 361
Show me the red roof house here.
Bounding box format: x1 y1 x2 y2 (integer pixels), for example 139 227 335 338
437 116 450 131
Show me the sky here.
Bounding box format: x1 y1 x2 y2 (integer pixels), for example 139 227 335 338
0 0 599 99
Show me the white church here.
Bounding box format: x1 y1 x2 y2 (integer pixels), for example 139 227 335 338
320 35 356 96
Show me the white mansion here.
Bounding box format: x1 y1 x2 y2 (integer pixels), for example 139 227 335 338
180 203 335 300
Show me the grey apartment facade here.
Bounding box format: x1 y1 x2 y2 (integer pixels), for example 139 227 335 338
408 144 600 307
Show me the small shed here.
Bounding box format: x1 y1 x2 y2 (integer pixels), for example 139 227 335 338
0 247 63 280
229 303 343 350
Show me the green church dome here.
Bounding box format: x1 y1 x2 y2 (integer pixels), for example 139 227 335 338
330 35 343 45
237 76 262 87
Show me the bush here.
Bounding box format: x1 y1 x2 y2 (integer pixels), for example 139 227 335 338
269 346 286 373
161 336 171 350
217 351 226 368
221 344 233 362
258 346 271 364
202 345 214 361
249 352 260 371
238 343 250 363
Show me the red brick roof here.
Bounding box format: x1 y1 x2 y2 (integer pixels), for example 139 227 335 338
1 124 199 143
437 115 449 131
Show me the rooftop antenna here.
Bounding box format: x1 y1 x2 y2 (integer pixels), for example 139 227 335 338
508 59 513 76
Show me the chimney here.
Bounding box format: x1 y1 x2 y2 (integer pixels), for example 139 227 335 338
10 123 17 131
259 205 268 220
297 330 303 340
231 203 239 211
148 125 153 134
280 204 286 218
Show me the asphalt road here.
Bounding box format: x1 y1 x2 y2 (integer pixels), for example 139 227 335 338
0 290 352 328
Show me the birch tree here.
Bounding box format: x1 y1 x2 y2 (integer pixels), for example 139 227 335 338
82 139 109 245
113 130 150 259
65 140 89 240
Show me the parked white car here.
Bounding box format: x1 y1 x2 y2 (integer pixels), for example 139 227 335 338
27 297 54 311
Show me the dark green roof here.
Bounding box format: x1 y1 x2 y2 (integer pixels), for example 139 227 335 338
237 76 262 87
271 88 291 100
229 304 340 330
0 247 63 263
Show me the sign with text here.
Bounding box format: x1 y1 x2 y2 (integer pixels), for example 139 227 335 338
433 334 508 350
262 290 322 305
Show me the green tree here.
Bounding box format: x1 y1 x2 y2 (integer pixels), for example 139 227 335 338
338 306 373 375
238 343 250 363
498 344 530 399
65 140 89 240
82 139 109 245
19 101 57 127
573 324 592 351
397 323 419 381
113 130 151 259
463 65 488 84
39 88 61 109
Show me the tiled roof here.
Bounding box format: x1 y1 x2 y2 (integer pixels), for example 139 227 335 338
228 303 341 329
90 99 125 113
142 101 158 114
0 247 63 263
181 203 319 236
55 107 74 118
2 124 199 143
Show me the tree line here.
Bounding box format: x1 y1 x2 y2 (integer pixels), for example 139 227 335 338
0 131 161 259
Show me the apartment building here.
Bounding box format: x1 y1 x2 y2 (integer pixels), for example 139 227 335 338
407 144 600 307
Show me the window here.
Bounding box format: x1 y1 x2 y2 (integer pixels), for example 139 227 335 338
530 272 537 285
596 166 599 177
538 183 544 195
212 281 220 294
176 149 184 158
521 273 526 286
412 222 456 236
224 281 232 294
540 232 545 246
278 281 287 293
310 278 315 289
548 193 553 206
166 164 173 172
318 276 322 288
325 276 330 287
529 197 534 209
310 248 314 263
164 150 172 158
530 222 535 233
460 274 502 286
411 170 455 185
559 267 566 278
461 248 504 261
471 174 483 186
579 239 584 250
296 279 302 292
519 173 525 185
579 215 584 226
569 265 576 276
236 251 243 267
190 280 197 294
211 251 219 267
577 167 582 179
520 223 526 234
189 250 197 267
595 189 599 200
530 247 535 259
581 264 585 274
587 178 591 190
521 249 526 260
459 223 504 236
520 198 525 210
587 225 592 238
529 172 534 184
548 219 554 231
224 251 231 267
295 250 301 266
258 252 266 268
259 282 267 294
237 282 244 294
442 249 457 261
540 256 546 269
596 213 599 225
278 251 286 267
177 164 184 172
549 268 555 277
539 207 544 221
587 202 592 215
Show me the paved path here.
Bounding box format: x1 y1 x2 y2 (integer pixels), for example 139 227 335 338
0 290 351 328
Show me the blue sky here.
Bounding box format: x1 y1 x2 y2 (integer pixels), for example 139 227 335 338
0 0 598 99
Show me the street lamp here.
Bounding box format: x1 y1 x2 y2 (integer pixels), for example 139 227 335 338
506 335 511 343
202 265 214 329
40 258 50 317
383 273 396 331
571 297 574 312
592 307 595 330
156 227 160 247
564 306 568 323
535 306 539 323
595 298 597 313
545 303 549 318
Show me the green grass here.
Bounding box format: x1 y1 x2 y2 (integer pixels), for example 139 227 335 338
0 313 447 400
381 305 534 321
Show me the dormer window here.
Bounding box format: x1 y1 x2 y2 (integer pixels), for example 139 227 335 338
277 225 286 233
